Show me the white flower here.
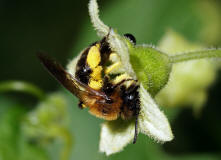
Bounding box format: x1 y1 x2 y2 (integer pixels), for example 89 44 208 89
68 0 173 156
99 84 173 155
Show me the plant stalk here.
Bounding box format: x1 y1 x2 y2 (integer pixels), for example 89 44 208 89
170 49 221 64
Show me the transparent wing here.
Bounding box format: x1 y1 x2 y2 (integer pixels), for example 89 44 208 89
37 52 107 99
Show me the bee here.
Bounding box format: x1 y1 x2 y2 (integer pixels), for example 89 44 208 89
37 33 140 143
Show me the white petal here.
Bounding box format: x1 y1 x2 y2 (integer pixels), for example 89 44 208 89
108 29 136 79
88 0 109 37
138 84 173 142
99 120 135 156
66 54 80 75
89 0 136 78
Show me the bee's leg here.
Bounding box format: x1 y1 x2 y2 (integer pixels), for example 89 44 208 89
133 111 139 144
105 62 121 74
113 79 136 90
133 97 140 144
78 101 84 109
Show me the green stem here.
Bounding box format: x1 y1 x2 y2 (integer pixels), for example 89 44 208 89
170 49 221 63
52 127 73 160
59 129 73 160
0 81 45 100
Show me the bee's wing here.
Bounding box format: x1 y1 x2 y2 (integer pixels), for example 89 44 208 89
37 52 107 99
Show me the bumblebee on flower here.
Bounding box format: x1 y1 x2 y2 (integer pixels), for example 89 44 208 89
38 0 221 156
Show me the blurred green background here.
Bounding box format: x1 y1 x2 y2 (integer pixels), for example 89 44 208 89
1 0 221 159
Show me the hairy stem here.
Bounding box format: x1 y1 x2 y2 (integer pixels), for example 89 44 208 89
170 49 221 63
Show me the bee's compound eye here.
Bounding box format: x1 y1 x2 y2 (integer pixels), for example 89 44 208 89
124 33 136 45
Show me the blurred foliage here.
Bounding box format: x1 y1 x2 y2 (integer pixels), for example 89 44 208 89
1 0 221 160
0 96 48 160
0 81 45 100
23 92 72 160
155 30 217 115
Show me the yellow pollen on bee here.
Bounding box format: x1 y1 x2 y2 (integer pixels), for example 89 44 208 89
109 53 120 62
89 66 103 89
86 43 103 90
87 44 101 68
105 62 121 74
91 66 102 79
89 79 103 90
82 104 87 108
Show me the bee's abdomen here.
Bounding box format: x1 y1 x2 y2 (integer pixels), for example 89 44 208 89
75 39 111 90
75 48 92 84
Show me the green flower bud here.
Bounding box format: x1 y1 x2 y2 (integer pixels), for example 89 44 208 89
126 40 171 96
